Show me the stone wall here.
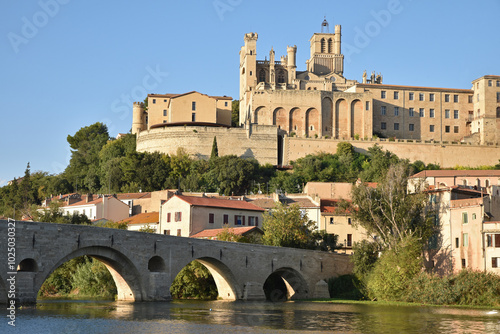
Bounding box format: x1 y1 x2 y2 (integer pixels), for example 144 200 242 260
136 124 278 165
284 137 500 168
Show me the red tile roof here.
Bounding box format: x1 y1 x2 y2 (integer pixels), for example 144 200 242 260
411 170 500 178
173 195 265 211
320 199 353 213
119 212 159 225
190 226 263 238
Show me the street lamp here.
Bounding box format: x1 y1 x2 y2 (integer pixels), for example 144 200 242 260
344 239 347 254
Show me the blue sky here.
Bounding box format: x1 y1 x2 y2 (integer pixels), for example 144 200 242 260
1 0 499 186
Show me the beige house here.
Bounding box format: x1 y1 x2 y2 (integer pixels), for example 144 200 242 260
246 193 321 228
132 91 232 134
425 183 500 275
320 199 369 254
303 182 353 200
116 192 152 216
159 195 265 237
60 195 130 222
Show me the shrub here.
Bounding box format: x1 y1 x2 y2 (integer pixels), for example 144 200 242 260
366 237 422 301
404 272 456 305
452 270 500 306
328 274 363 300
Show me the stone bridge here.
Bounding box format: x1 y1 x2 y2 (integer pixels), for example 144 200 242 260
0 220 352 304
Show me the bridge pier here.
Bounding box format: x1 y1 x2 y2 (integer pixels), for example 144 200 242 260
146 272 171 301
243 282 266 300
16 272 38 304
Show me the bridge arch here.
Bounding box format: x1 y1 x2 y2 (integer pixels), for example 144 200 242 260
36 246 143 302
263 267 308 301
196 257 241 300
173 256 241 300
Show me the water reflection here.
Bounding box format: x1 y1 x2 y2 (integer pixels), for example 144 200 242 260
2 300 500 334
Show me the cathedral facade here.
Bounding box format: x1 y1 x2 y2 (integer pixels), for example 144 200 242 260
240 20 500 145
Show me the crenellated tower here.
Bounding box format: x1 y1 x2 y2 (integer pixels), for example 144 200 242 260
132 102 146 135
239 32 258 124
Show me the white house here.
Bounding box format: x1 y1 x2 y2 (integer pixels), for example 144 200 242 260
60 195 130 222
159 195 265 237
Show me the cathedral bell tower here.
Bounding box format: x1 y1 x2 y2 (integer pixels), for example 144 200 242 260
306 18 344 76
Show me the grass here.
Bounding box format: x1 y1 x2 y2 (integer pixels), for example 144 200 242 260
302 298 500 310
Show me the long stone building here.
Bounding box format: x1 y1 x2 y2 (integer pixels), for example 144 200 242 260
239 19 500 145
133 20 500 167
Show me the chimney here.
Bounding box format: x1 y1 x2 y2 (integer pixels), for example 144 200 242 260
86 194 93 203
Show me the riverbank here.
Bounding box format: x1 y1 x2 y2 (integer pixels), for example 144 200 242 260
307 298 500 310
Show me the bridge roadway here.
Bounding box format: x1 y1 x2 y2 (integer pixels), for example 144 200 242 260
0 220 352 304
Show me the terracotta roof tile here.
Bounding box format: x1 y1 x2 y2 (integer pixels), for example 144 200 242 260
173 195 265 212
119 212 159 225
190 226 263 238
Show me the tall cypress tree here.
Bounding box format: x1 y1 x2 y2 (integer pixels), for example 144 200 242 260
210 136 219 160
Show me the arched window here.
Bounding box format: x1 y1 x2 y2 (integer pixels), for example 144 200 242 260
328 38 333 53
278 70 286 84
321 38 326 53
258 69 266 83
485 179 490 188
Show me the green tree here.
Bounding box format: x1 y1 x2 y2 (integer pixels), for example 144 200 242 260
71 256 117 298
65 122 110 192
358 144 400 182
170 261 218 299
19 162 36 217
231 100 239 127
210 136 219 160
205 155 258 195
351 162 434 252
262 202 317 249
365 235 423 301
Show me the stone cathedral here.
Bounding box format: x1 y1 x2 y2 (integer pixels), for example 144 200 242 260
239 19 500 145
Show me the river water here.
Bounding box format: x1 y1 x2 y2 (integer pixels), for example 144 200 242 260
2 299 500 333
